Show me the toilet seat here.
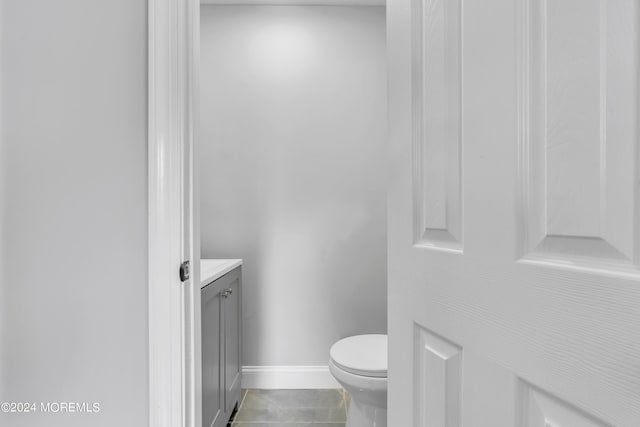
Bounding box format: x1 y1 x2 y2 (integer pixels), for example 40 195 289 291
330 334 387 378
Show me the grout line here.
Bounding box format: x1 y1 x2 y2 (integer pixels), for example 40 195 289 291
229 389 250 426
342 387 349 418
238 389 249 411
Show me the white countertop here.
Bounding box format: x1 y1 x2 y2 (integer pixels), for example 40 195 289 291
200 259 242 288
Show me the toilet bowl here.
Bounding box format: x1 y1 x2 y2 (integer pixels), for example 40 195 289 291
329 334 387 427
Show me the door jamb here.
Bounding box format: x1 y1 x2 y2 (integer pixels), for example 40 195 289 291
148 0 201 426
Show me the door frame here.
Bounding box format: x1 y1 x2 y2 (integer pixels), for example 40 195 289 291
148 0 201 426
149 1 389 425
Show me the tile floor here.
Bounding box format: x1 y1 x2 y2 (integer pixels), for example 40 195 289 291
227 389 350 427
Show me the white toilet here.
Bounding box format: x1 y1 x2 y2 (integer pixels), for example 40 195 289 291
329 334 387 427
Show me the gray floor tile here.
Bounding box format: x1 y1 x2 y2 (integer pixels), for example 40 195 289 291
231 424 345 427
234 405 346 423
243 389 345 408
233 389 347 423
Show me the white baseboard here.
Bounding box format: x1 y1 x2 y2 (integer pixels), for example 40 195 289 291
242 365 341 389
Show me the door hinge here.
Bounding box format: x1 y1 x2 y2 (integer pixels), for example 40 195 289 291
179 260 190 282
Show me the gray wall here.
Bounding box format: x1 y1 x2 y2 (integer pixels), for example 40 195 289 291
200 5 387 366
0 1 148 425
0 0 5 403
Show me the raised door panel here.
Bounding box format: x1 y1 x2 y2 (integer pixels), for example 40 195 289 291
412 0 463 252
519 0 640 275
519 381 612 427
202 283 224 427
414 324 462 427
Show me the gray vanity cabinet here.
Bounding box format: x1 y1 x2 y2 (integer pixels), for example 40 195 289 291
202 266 242 427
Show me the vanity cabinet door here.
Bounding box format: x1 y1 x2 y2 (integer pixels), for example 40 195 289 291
201 283 224 427
222 268 242 413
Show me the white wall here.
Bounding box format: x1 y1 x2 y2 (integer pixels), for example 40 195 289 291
0 1 148 425
200 6 387 368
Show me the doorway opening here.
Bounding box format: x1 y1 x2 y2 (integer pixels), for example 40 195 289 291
198 3 388 427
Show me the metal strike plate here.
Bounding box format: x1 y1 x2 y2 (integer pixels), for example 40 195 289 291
179 260 190 282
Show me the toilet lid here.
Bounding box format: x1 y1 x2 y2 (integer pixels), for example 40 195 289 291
330 334 387 378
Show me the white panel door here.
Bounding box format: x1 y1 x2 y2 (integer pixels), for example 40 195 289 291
387 0 640 426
